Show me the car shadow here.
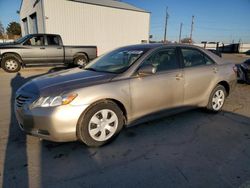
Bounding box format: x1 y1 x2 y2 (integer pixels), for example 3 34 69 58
38 109 250 187
2 66 71 188
2 73 29 188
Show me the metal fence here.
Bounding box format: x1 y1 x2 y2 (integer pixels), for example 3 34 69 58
0 39 14 43
194 43 250 54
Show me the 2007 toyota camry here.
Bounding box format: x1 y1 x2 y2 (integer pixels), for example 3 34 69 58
15 44 237 147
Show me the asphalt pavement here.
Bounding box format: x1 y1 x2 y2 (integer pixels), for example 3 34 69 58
0 54 250 188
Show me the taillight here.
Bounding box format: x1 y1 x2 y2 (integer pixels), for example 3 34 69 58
233 65 238 74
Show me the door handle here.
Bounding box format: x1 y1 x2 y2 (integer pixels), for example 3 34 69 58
40 47 45 50
175 73 183 80
57 47 62 49
213 67 218 73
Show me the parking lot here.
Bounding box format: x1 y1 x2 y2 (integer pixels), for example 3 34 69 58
0 53 250 188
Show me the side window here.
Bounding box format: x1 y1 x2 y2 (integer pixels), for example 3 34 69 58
181 48 209 67
204 55 215 65
143 48 179 72
47 35 60 46
24 36 45 46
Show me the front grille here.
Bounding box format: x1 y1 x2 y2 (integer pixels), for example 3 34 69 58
15 95 31 108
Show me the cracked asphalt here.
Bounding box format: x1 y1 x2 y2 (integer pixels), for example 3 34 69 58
0 54 250 188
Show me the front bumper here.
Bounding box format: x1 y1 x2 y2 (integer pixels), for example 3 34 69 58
237 65 250 82
15 103 89 142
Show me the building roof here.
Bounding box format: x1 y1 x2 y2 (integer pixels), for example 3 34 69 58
69 0 150 13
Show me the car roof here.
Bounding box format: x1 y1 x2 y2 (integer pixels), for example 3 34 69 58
119 43 206 50
26 33 60 37
119 43 225 64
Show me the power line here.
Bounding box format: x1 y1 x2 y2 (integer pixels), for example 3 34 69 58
195 26 250 31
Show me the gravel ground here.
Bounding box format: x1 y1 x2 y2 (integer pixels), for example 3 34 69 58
0 54 250 188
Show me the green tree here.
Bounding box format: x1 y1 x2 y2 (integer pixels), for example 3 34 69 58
6 22 21 36
0 21 4 36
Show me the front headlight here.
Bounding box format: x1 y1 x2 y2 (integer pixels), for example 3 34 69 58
31 93 78 108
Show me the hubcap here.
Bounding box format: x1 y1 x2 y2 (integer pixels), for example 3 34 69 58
88 109 118 142
212 89 225 111
5 59 18 71
77 58 87 66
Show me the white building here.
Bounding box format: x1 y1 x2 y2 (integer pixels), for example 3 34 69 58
19 0 150 55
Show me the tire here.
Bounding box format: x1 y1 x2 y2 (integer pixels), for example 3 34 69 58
77 100 124 147
1 55 21 73
207 85 227 112
74 54 88 67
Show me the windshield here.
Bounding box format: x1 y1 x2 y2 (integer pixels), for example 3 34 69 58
85 47 149 73
14 35 31 44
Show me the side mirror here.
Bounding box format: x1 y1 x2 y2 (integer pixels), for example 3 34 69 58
137 64 156 76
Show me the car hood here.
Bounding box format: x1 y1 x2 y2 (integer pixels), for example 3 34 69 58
0 42 17 47
18 68 116 96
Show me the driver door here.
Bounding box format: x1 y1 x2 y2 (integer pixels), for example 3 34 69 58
129 48 184 120
21 35 47 64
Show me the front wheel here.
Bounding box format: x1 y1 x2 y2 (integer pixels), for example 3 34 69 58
77 101 124 147
207 85 226 112
1 55 21 73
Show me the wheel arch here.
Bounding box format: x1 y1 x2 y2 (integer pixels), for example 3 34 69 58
73 52 89 62
217 80 230 96
1 52 23 66
76 98 128 143
77 98 128 127
89 98 127 123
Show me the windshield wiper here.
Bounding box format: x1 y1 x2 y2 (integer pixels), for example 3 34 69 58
84 67 98 72
84 67 118 74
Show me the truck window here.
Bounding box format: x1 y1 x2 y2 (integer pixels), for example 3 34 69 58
24 36 45 46
47 35 60 46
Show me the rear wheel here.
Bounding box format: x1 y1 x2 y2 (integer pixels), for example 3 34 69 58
74 54 88 67
207 85 226 112
1 55 21 73
77 101 124 147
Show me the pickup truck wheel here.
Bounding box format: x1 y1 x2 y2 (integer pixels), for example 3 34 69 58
74 54 88 67
1 55 21 73
77 101 124 147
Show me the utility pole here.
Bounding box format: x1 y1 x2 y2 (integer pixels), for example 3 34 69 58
190 15 194 43
163 6 169 43
179 22 183 43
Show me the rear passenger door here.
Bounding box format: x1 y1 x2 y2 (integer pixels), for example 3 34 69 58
45 35 64 64
180 47 217 105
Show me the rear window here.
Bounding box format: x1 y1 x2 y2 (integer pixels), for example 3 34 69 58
181 48 215 67
47 35 60 46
